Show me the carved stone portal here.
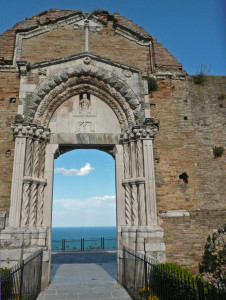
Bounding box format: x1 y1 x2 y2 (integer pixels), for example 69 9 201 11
2 58 165 288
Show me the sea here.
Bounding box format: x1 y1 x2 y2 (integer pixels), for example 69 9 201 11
51 226 117 251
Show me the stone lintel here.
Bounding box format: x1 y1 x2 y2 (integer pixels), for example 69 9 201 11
161 210 190 217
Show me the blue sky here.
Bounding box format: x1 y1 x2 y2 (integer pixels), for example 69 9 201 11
0 0 225 227
52 150 116 227
0 0 225 75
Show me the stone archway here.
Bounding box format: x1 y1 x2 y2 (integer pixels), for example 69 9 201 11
4 55 166 287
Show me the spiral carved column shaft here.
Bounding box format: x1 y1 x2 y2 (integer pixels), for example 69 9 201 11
124 183 132 225
32 139 40 178
39 141 46 179
37 181 46 226
138 182 146 225
24 137 33 177
130 141 136 178
131 183 138 225
123 143 130 179
29 181 39 227
136 139 144 177
21 178 32 227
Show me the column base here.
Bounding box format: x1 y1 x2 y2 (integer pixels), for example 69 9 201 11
0 226 50 288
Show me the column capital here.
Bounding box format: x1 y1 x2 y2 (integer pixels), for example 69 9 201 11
120 118 158 142
11 122 50 141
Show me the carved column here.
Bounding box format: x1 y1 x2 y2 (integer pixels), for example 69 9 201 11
123 143 130 179
37 180 47 226
9 124 29 227
143 139 157 226
21 177 32 227
137 181 146 225
130 141 137 178
136 139 144 177
131 182 138 226
123 183 132 225
120 119 158 228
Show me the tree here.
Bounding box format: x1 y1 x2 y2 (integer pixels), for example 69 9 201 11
199 224 226 290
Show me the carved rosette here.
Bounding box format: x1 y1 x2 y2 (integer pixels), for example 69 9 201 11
37 180 47 226
131 183 138 226
29 180 39 227
21 176 32 227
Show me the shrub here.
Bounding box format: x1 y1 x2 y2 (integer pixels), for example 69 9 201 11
193 65 209 85
213 146 225 158
199 224 226 290
92 9 104 16
218 94 225 101
147 76 158 93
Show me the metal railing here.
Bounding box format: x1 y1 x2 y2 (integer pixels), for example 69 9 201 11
1 249 43 300
52 237 116 251
122 247 226 300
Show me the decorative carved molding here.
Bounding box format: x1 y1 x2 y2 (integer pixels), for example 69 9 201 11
11 123 50 141
36 82 132 128
23 64 142 126
115 27 151 46
120 119 158 142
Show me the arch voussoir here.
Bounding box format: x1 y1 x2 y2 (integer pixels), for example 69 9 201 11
25 63 142 127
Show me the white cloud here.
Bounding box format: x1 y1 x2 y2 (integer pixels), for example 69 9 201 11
54 163 94 176
91 196 116 201
54 195 116 210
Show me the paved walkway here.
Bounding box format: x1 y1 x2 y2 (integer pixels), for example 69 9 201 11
37 251 131 300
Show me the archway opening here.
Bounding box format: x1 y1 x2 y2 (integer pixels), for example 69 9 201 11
51 149 117 252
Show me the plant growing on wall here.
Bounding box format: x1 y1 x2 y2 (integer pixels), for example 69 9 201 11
199 224 226 291
193 64 210 85
213 146 225 158
147 76 158 94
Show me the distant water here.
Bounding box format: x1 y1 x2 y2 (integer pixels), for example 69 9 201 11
51 227 117 251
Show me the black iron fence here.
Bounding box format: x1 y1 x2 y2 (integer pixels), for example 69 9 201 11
122 247 226 300
52 237 116 251
1 249 43 300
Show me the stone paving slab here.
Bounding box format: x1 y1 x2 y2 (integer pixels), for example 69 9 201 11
37 252 131 300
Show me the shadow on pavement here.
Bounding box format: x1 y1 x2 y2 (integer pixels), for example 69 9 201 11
50 251 118 280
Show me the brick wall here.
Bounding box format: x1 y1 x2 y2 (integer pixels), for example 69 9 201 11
89 26 150 72
0 10 225 273
151 76 226 271
21 25 85 64
0 73 19 213
162 210 225 272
